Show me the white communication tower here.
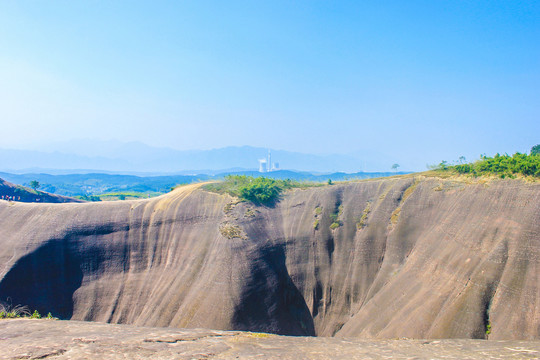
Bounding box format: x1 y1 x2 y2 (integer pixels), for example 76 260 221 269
258 149 277 172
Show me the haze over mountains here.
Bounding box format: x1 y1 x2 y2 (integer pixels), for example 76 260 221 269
0 140 400 174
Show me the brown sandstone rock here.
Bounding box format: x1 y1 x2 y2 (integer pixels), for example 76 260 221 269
0 177 538 339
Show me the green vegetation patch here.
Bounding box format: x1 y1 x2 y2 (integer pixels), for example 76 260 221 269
246 332 273 338
390 206 401 227
430 149 540 179
356 201 372 230
329 204 344 230
0 303 56 320
0 303 29 319
204 175 317 205
313 206 323 231
219 223 245 239
402 179 420 202
244 208 257 218
77 194 102 201
329 221 341 230
486 322 492 336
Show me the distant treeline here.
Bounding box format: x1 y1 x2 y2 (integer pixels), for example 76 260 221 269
0 170 406 198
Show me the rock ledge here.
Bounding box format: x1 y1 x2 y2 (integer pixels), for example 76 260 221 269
1 319 539 359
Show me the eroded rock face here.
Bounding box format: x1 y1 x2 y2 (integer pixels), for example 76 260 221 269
0 178 538 339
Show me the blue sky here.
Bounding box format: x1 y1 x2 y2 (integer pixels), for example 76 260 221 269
0 1 538 170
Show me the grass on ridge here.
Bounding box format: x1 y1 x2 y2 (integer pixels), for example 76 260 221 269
429 152 540 179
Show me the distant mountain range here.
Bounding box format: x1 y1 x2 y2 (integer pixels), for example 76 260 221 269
0 140 400 174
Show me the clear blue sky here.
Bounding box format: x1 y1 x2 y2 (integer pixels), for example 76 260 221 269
0 1 538 170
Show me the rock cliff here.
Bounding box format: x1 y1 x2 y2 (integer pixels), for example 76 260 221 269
0 176 538 339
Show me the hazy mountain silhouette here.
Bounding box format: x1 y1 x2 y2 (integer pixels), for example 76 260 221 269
1 140 398 173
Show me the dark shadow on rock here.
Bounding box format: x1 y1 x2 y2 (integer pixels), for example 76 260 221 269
232 243 316 336
0 238 83 319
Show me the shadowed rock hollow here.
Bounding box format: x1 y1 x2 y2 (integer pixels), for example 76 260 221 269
0 177 538 340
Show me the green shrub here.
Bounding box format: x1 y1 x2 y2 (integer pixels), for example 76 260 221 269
454 164 472 174
238 177 280 204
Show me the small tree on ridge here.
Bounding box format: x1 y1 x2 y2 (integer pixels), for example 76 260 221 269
29 180 40 191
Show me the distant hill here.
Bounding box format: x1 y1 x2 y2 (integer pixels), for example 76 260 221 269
0 178 84 203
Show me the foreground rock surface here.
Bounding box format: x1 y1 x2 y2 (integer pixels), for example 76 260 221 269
1 319 539 360
0 177 539 339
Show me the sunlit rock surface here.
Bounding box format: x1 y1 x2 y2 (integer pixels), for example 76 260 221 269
0 177 538 339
